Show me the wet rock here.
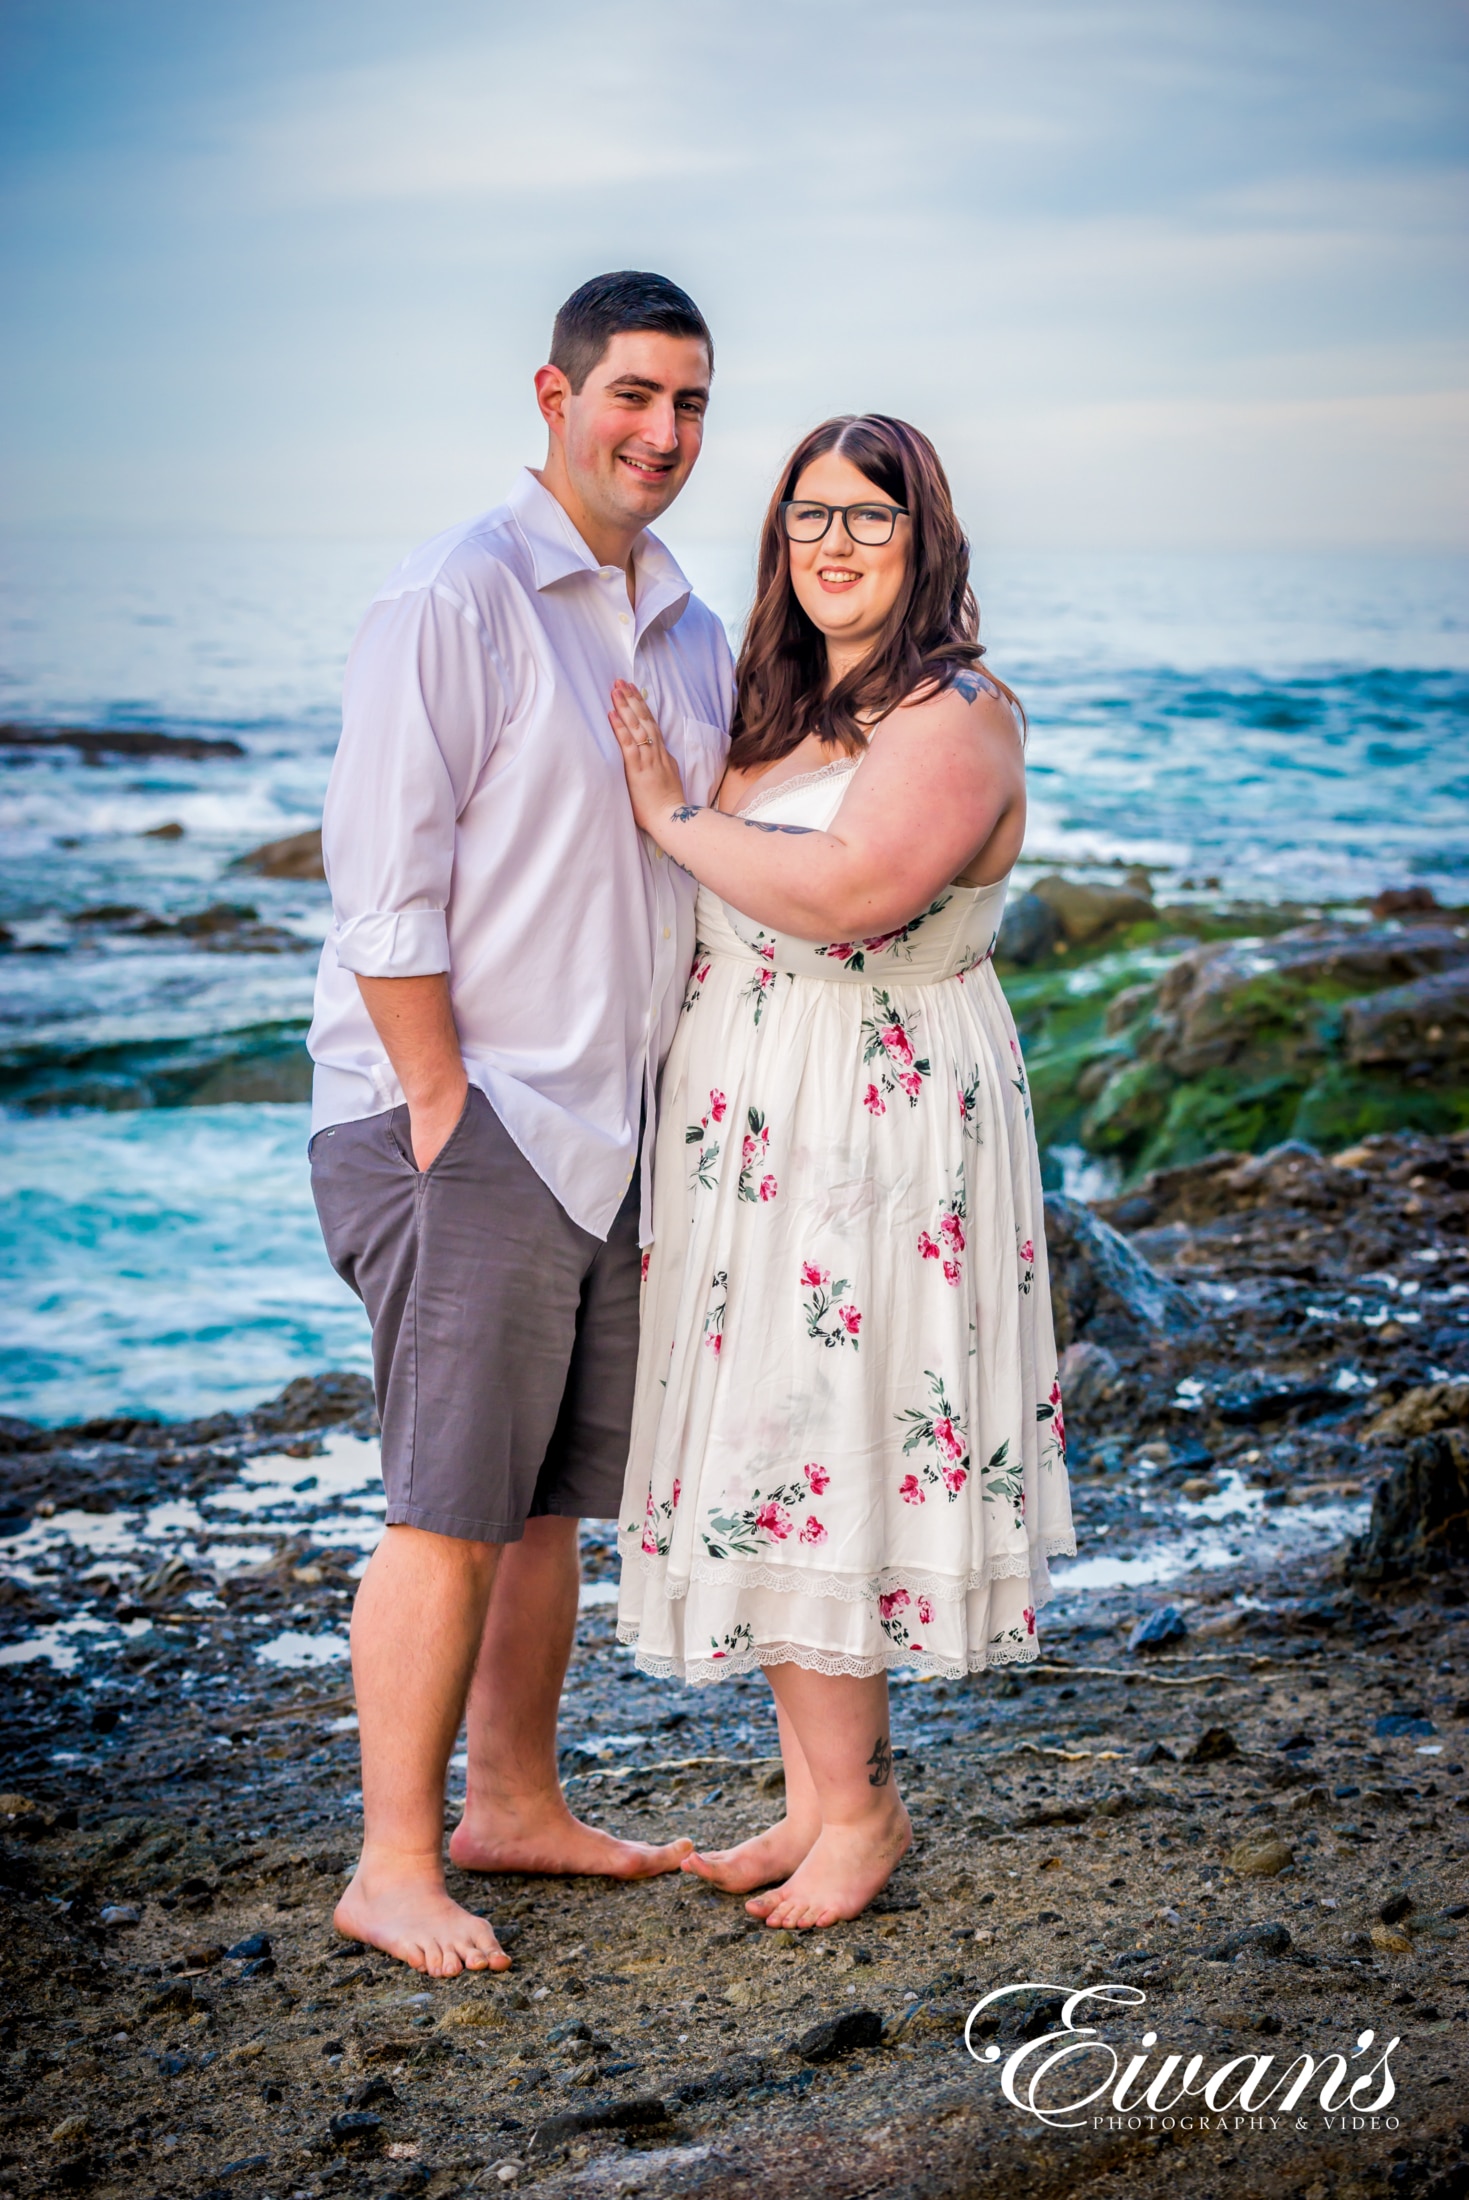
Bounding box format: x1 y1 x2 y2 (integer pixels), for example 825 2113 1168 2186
1044 1194 1201 1348
1055 1341 1120 1427
1342 1429 1469 1581
1363 1383 1469 1445
1129 1606 1188 1652
1374 1714 1436 1740
1031 875 1156 946
1380 1892 1414 1923
250 1373 375 1435
1217 1375 1340 1424
0 723 246 761
141 819 185 839
327 2110 382 2148
994 1990 1070 2043
1135 1742 1176 1767
996 891 1062 966
183 1943 225 1968
346 2077 397 2108
674 2052 769 2103
790 2009 884 2063
98 1903 141 1927
1228 1833 1294 1876
1345 966 1469 1073
1185 1726 1239 1764
234 826 326 882
225 1933 272 1960
528 2095 671 2152
1202 1921 1291 1959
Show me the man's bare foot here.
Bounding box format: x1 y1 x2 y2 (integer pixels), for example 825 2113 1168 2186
334 1855 510 1978
746 1804 912 1929
679 1816 819 1894
449 1797 692 1880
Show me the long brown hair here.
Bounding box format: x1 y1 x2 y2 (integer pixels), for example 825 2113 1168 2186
729 414 1023 768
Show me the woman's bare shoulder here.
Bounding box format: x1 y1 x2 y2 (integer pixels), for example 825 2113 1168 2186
884 666 1024 758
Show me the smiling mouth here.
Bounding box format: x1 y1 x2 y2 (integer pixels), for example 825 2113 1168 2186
817 567 863 585
619 453 676 483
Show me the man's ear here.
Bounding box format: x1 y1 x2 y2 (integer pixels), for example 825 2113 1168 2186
534 364 572 441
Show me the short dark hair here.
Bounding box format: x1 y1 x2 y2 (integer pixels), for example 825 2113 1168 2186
549 271 713 394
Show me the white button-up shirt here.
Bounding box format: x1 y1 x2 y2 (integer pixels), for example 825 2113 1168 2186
307 468 733 1239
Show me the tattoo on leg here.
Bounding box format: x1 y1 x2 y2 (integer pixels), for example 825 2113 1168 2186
866 1735 892 1787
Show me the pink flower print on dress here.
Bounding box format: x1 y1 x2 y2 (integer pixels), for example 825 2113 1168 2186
917 1230 941 1262
640 1250 651 1283
799 1516 828 1546
705 1331 723 1356
899 1474 925 1506
916 1596 934 1627
800 1265 861 1349
753 1501 792 1541
741 1132 757 1166
878 1589 911 1622
1023 1606 1036 1636
860 992 931 1109
708 1089 727 1123
863 1084 886 1116
758 1174 778 1202
897 1372 971 1503
942 1259 961 1287
671 1479 681 1509
1019 1239 1035 1264
803 1461 830 1495
939 1213 965 1253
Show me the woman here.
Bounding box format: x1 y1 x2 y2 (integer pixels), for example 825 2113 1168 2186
608 415 1075 1931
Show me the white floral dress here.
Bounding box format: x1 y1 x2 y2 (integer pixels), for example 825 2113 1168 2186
616 758 1076 1684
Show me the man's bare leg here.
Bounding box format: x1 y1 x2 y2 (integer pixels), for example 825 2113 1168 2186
680 1692 821 1891
449 1515 692 1879
744 1666 910 1928
334 1524 512 1976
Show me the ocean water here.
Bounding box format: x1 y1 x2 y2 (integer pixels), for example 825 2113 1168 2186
2 530 1467 1423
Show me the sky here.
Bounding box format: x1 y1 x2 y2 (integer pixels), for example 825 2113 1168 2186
0 0 1465 551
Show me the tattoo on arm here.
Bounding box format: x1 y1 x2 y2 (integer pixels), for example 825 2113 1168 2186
866 1735 893 1787
668 803 814 835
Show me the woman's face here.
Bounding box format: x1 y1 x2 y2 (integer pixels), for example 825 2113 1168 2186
785 450 912 667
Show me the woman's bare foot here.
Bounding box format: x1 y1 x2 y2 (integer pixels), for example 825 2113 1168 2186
747 1803 912 1929
449 1795 692 1880
334 1852 510 1978
679 1815 819 1894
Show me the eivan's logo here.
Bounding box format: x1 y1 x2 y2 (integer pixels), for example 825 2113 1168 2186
965 1984 1400 2133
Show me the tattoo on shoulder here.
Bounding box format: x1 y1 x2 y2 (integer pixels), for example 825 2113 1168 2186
741 817 815 835
952 669 1001 705
670 804 703 823
866 1735 893 1787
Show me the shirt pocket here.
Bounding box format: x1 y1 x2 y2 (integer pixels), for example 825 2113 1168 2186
669 715 728 807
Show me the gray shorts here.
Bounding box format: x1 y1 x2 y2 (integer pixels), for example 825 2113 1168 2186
309 1086 641 1543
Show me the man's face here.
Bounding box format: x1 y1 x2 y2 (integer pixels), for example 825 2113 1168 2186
538 330 711 534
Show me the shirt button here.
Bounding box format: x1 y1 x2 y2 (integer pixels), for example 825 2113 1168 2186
619 613 629 626
663 927 671 939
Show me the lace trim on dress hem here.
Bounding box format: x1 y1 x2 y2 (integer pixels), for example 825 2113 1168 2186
614 1622 1041 1685
624 1547 1040 1601
734 757 862 820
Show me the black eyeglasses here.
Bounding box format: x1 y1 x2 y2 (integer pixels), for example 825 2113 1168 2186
780 499 909 546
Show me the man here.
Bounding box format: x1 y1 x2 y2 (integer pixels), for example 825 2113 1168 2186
307 272 731 1975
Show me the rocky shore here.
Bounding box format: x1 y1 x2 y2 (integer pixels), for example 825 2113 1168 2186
2 1130 1467 2200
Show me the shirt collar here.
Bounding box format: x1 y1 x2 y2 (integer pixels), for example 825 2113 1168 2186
507 468 692 638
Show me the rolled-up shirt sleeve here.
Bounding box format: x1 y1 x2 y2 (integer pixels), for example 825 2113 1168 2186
322 584 506 978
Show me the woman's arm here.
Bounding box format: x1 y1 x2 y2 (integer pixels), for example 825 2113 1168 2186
609 676 1024 940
